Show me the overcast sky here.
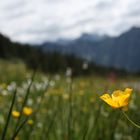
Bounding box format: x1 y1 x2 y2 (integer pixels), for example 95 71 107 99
0 0 140 44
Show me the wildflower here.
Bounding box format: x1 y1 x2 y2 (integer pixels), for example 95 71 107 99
12 111 20 118
62 94 69 100
23 107 33 116
82 61 88 70
100 88 140 128
27 98 33 105
66 67 72 77
27 119 34 125
37 122 43 128
100 88 132 108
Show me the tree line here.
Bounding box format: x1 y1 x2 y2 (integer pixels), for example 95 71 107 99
0 33 129 76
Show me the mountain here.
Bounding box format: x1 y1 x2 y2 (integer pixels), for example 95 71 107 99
39 27 140 72
0 33 97 75
0 27 140 73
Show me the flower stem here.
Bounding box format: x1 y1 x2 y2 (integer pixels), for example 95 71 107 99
121 110 140 129
1 89 17 140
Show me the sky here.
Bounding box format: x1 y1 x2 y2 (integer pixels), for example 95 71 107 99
0 0 140 44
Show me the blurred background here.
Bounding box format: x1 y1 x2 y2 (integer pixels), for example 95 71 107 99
1 1 140 140
0 0 140 76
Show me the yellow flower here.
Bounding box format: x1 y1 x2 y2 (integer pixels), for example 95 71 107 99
23 107 33 116
62 94 69 100
100 88 133 108
12 111 20 118
27 119 34 125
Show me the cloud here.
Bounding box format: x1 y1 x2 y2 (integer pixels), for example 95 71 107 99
0 0 140 44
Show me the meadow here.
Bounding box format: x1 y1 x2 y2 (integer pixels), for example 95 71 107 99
0 59 140 140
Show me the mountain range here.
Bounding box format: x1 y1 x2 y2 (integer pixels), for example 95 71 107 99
39 27 140 72
0 26 140 73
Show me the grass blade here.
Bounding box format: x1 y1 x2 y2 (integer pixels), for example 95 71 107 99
13 71 36 135
1 89 17 140
11 117 28 140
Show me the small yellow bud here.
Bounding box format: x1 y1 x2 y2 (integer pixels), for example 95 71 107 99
12 111 20 118
23 107 33 116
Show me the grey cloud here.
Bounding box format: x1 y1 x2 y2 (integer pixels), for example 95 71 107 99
2 9 33 20
0 0 140 43
95 0 115 9
125 8 140 17
2 0 25 11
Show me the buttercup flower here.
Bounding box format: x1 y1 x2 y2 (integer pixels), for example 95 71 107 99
23 107 33 116
12 110 20 118
100 88 132 108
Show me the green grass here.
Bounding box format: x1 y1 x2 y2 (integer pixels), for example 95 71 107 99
0 59 140 140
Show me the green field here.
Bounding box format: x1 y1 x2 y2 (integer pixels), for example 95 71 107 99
0 59 140 140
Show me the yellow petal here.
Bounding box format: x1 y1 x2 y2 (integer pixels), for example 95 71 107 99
100 94 118 108
119 94 131 107
23 107 33 116
12 111 20 118
124 88 132 95
112 90 123 97
100 93 111 100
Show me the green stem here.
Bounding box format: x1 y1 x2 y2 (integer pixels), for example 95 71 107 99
14 71 35 132
121 110 140 129
11 117 29 140
1 89 17 140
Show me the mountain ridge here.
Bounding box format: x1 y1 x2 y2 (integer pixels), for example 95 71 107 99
39 27 140 72
0 27 140 73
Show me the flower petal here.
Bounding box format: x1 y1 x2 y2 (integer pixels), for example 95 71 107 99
124 88 132 95
100 94 118 108
119 93 131 107
112 90 123 97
